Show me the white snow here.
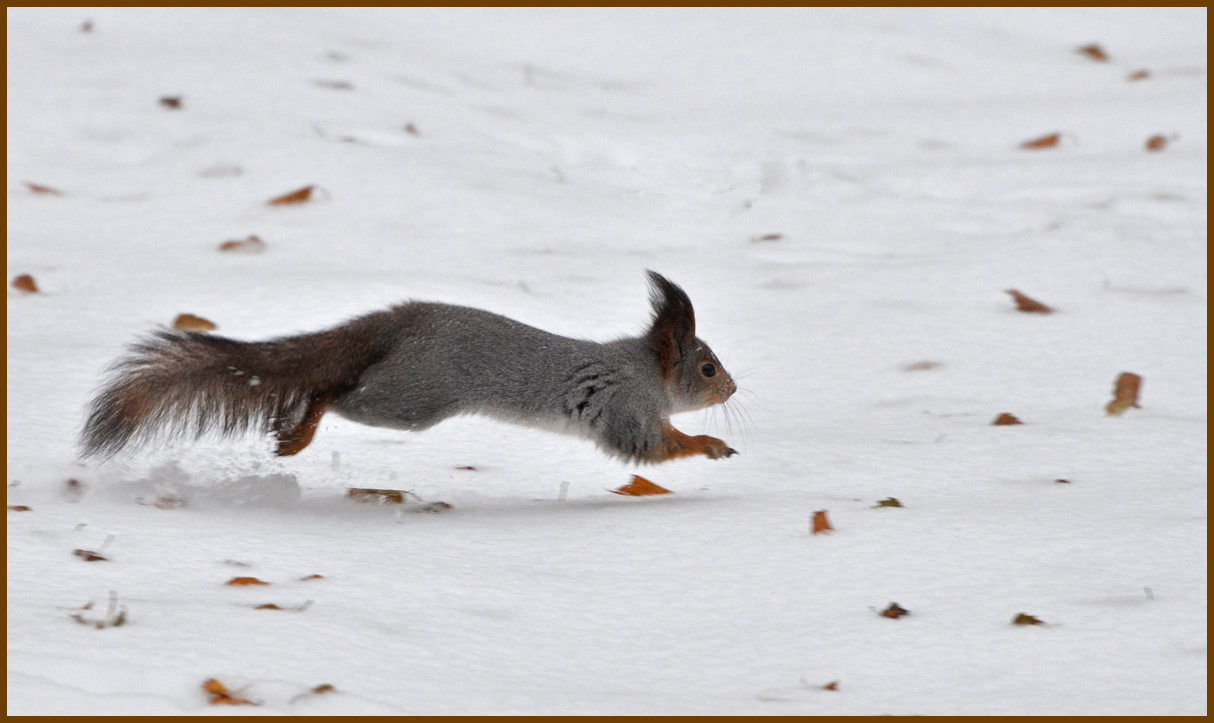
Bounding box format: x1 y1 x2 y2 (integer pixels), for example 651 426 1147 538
6 7 1206 715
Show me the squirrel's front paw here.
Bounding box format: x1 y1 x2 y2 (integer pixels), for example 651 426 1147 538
656 424 737 462
701 436 738 460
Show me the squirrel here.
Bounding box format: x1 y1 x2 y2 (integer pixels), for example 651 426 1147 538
80 271 739 464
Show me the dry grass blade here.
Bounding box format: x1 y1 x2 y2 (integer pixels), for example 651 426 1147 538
69 590 127 628
413 501 453 513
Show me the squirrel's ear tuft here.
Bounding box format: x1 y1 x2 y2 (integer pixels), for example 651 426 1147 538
645 271 695 374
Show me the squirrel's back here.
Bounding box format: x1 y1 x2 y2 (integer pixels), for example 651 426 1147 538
335 303 672 457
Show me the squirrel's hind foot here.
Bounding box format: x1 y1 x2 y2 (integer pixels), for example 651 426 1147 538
274 396 329 456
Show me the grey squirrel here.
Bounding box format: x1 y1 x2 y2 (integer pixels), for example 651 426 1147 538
80 271 739 464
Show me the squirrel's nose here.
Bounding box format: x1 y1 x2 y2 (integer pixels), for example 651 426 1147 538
724 379 737 399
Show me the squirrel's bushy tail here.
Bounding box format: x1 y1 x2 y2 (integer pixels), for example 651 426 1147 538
80 311 400 459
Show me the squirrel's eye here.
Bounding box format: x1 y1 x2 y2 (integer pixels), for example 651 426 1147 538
701 363 716 378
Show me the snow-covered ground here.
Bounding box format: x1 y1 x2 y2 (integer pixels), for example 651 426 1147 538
7 7 1206 714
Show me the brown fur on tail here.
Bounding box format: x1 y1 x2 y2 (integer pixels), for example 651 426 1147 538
79 309 402 458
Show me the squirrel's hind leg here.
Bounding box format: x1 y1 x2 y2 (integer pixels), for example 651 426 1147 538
649 421 737 462
274 396 329 456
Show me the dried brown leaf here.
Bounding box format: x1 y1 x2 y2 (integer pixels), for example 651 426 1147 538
812 509 833 534
288 682 336 704
1055 478 1071 484
64 478 85 499
992 413 1023 426
11 274 39 293
202 678 259 706
1145 135 1167 152
1005 289 1053 313
159 96 182 109
1012 612 1045 625
1077 44 1109 62
455 465 477 471
1128 69 1151 81
73 549 108 562
8 505 32 512
823 681 839 691
610 475 672 497
1105 372 1142 416
880 602 910 619
300 574 324 581
225 576 269 586
267 185 315 205
753 233 784 242
1020 133 1061 150
404 123 419 136
873 497 903 508
255 600 312 612
347 488 405 504
173 313 217 332
218 234 265 253
25 182 63 195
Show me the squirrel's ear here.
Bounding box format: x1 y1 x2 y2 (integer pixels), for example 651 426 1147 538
645 271 695 374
